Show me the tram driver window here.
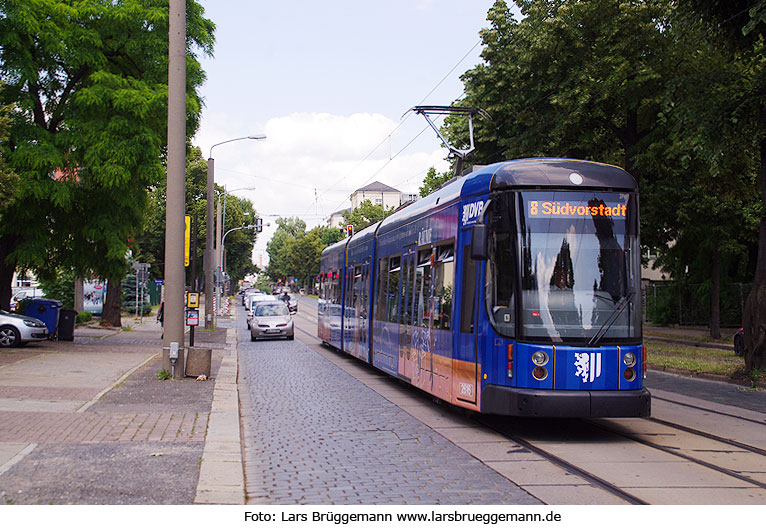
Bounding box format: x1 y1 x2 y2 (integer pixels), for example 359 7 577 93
487 194 516 337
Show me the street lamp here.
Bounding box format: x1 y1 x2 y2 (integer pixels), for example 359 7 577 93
220 186 257 274
218 223 255 302
205 135 265 330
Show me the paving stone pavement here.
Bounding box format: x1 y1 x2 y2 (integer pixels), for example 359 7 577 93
0 321 230 505
237 323 540 505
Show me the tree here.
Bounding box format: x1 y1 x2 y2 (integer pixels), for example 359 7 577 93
449 1 760 345
419 167 453 197
0 1 215 326
0 89 16 202
134 147 258 291
342 200 395 232
265 217 307 283
680 0 766 369
265 220 343 288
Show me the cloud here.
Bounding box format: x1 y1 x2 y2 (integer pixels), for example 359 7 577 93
193 110 451 249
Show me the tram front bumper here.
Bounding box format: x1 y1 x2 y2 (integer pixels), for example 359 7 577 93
481 385 651 418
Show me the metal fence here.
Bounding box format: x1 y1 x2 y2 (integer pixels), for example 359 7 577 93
642 281 751 327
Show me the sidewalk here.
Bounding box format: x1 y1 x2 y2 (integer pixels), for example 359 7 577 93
0 317 243 505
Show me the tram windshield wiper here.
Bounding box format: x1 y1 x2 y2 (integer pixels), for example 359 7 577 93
587 290 635 346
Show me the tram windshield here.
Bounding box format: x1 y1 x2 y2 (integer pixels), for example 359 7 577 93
486 190 641 344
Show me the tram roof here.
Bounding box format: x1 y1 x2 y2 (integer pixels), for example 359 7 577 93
376 158 636 236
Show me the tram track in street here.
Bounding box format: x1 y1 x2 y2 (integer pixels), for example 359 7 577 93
582 418 766 489
477 417 650 505
291 305 766 504
651 395 766 427
294 316 649 504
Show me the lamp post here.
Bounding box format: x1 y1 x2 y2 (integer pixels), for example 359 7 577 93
204 135 265 329
219 186 256 281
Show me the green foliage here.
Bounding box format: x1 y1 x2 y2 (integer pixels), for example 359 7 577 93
419 167 453 197
133 147 259 286
0 87 16 206
341 200 395 232
265 219 344 287
446 0 763 339
0 0 215 301
37 269 75 308
76 311 92 324
121 272 151 315
156 369 170 381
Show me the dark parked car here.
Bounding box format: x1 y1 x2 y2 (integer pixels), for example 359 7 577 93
734 328 744 356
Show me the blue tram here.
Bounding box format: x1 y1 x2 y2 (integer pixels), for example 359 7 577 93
318 159 651 417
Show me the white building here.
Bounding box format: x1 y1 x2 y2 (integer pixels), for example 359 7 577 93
350 181 404 211
326 208 349 230
326 181 421 228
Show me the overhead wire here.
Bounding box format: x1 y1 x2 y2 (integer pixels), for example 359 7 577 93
303 39 483 219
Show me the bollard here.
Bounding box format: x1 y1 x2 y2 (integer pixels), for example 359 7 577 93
186 346 212 378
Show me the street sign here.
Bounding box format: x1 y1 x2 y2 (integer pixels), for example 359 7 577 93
187 292 199 308
186 309 199 326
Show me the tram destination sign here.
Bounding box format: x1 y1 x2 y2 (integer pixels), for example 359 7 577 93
528 200 627 219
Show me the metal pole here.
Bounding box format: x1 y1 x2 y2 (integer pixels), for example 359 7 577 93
135 273 139 317
163 0 186 378
140 277 145 324
191 212 198 291
216 196 222 317
204 158 215 329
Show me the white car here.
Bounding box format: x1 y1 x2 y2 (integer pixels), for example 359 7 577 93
246 294 277 329
0 310 49 347
249 301 294 341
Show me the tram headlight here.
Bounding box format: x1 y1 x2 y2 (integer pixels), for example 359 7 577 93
532 366 548 381
531 350 549 366
623 352 636 367
624 368 636 382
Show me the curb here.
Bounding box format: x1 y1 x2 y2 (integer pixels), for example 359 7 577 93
647 366 766 390
194 326 244 504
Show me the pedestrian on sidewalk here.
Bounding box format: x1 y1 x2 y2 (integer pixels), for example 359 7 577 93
157 300 164 338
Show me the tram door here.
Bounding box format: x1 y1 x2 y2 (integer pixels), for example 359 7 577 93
456 241 479 404
398 248 416 381
356 261 370 362
412 248 433 386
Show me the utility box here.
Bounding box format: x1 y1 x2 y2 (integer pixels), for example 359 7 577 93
25 299 62 339
57 309 77 341
186 347 211 378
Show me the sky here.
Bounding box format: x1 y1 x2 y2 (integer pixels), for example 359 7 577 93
191 0 519 266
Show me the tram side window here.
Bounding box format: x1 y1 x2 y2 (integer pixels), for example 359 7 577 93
375 257 387 321
432 244 454 330
415 249 433 327
331 270 340 305
460 244 477 333
361 262 369 319
387 256 401 323
402 258 413 326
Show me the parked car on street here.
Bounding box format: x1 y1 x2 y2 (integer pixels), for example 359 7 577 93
0 310 49 348
734 328 744 356
249 301 294 341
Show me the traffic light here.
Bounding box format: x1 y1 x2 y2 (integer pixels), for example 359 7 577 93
347 225 354 238
255 218 263 233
